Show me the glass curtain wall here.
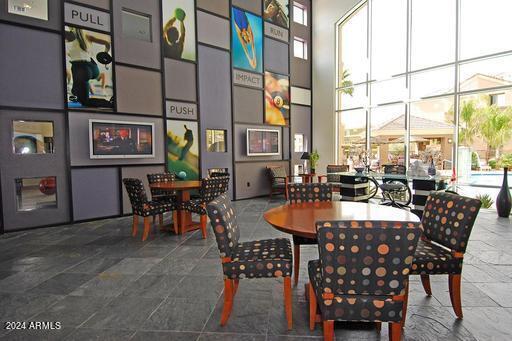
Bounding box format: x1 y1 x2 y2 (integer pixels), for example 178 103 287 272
336 0 512 187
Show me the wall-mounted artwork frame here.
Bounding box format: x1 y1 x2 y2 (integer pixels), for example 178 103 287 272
8 0 48 20
166 120 199 180
206 129 227 152
264 71 290 126
231 7 263 73
12 120 54 155
64 25 115 110
121 8 152 42
263 0 289 28
162 0 196 62
89 119 155 159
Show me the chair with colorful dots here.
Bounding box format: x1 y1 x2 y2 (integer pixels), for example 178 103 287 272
308 220 422 341
287 182 333 286
206 193 293 329
405 191 481 324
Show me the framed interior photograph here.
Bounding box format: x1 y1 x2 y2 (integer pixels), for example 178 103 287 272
89 119 155 159
122 8 152 42
12 120 54 155
8 0 48 21
166 120 199 180
263 0 289 28
206 129 227 152
246 128 280 156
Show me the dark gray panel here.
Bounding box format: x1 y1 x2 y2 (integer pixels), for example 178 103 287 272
164 58 197 102
113 0 161 69
290 0 311 88
232 0 262 15
235 161 289 199
0 24 63 109
290 104 311 168
116 66 163 116
197 11 230 50
198 46 233 197
121 165 165 214
0 0 62 30
68 112 165 166
72 168 120 220
264 38 289 75
0 110 70 231
283 127 290 160
233 86 263 124
72 0 110 10
234 124 282 162
197 0 230 17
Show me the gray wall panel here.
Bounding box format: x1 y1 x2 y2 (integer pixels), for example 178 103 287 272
198 46 233 197
234 124 282 162
121 165 165 214
264 38 289 75
0 110 70 230
0 0 62 30
72 168 120 220
0 24 63 109
197 11 230 50
197 0 230 18
116 66 163 116
113 0 161 69
235 161 289 199
232 0 262 15
283 127 290 160
233 86 263 124
290 104 311 169
290 0 311 88
72 0 110 10
164 58 197 102
68 112 165 166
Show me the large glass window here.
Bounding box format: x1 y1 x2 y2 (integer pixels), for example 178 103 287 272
337 0 512 188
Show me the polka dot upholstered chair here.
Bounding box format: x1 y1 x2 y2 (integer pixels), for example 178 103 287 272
147 172 178 233
308 220 422 341
287 183 333 286
181 175 229 239
404 191 481 324
206 193 293 329
123 178 177 241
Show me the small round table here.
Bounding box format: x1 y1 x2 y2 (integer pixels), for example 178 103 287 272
264 201 419 239
149 180 202 234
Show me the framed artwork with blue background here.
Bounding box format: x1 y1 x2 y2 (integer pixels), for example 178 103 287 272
231 7 263 73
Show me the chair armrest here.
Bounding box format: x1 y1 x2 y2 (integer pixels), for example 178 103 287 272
317 175 327 183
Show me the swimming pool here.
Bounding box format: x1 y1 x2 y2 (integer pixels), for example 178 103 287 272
463 172 512 188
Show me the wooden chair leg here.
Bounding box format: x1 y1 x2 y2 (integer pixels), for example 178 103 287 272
376 322 382 332
449 274 463 318
200 214 207 239
284 276 293 330
142 216 151 241
421 274 432 296
172 211 179 235
293 244 300 286
131 215 139 237
221 279 234 326
308 283 317 331
232 279 239 296
323 320 334 341
158 214 164 230
389 322 402 341
401 281 409 328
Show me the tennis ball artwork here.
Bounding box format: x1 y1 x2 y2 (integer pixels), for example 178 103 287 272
175 8 186 21
178 171 187 179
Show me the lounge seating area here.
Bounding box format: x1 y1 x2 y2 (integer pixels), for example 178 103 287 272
1 0 511 340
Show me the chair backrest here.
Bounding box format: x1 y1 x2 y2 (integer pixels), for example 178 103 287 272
316 220 422 297
123 178 148 210
326 164 348 183
147 172 176 200
287 183 333 203
383 165 406 175
422 191 481 253
208 168 229 177
268 166 287 184
206 193 241 258
200 175 230 204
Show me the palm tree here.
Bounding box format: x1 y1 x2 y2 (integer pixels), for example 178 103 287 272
457 100 482 146
479 105 512 160
339 69 354 96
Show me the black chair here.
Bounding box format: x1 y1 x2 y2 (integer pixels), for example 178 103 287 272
287 182 333 286
180 175 230 238
147 172 178 232
403 191 482 325
380 165 411 208
207 193 293 329
308 220 422 341
267 166 295 200
123 178 177 241
317 164 349 193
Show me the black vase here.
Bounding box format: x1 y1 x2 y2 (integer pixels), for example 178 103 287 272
496 167 511 217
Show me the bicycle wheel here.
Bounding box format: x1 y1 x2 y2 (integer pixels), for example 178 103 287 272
367 177 379 200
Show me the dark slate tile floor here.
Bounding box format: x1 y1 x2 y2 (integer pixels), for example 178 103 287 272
0 198 511 340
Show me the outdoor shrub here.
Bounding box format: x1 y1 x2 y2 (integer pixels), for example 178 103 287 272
476 194 494 209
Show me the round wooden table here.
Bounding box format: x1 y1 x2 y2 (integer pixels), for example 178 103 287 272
149 180 201 234
264 201 420 239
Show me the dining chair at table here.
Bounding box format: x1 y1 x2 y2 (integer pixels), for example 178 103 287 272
287 182 333 286
207 193 293 329
147 172 178 233
123 178 178 241
403 191 482 324
308 220 422 341
180 175 230 239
